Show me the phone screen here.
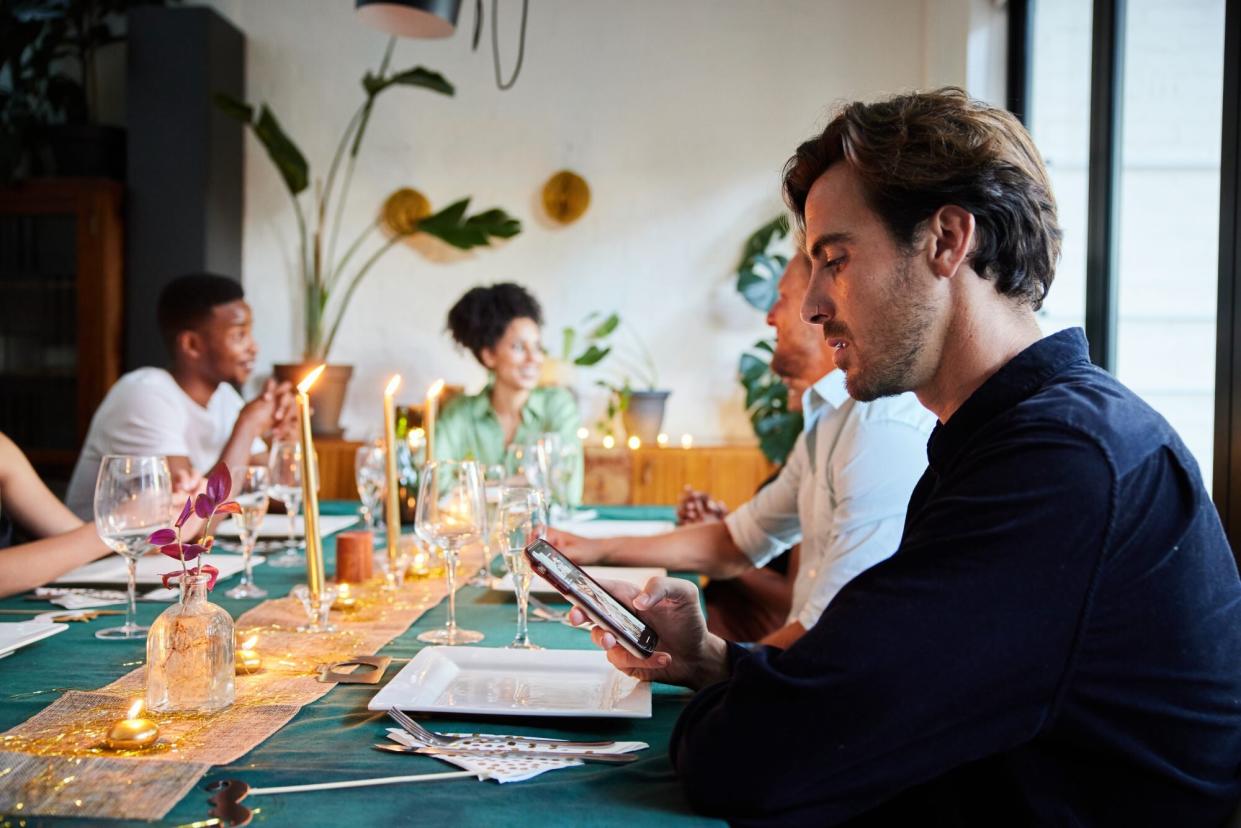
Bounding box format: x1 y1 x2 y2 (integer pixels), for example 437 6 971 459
525 539 656 656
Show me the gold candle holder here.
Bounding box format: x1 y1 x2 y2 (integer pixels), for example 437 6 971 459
106 700 158 750
383 375 403 586
425 379 444 464
332 582 359 612
297 365 327 602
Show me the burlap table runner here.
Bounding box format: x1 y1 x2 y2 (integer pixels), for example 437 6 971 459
0 570 455 820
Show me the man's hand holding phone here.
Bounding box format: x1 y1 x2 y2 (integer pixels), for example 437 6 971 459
570 576 731 691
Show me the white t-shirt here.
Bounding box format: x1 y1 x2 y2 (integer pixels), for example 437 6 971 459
66 368 263 518
724 370 935 630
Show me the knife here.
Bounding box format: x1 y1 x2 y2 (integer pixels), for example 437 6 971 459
373 744 639 764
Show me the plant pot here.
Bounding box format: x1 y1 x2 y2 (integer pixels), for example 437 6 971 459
622 390 671 443
273 363 354 437
46 124 126 179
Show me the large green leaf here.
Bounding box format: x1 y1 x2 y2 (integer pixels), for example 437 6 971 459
363 65 454 97
417 198 522 249
253 105 309 195
738 336 802 464
214 95 309 196
739 352 768 383
574 344 611 367
588 312 620 340
743 214 789 260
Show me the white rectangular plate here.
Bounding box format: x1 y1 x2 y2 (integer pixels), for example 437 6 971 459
493 565 667 596
53 553 254 586
214 514 357 539
0 621 67 657
369 646 651 718
549 519 674 539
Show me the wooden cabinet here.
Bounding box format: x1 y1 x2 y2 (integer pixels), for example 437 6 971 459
312 438 776 509
0 179 123 480
584 445 775 510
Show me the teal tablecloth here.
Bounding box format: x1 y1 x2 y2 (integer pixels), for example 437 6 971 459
0 503 716 826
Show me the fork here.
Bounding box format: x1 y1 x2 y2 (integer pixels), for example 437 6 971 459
526 593 570 624
386 708 615 749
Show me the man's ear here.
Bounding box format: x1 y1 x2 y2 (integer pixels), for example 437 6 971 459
176 329 204 361
926 205 976 280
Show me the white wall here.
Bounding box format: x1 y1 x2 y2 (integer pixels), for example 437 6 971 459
197 0 993 442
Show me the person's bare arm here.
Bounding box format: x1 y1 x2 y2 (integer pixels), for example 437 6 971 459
216 379 287 474
0 524 114 598
546 521 753 579
0 432 80 537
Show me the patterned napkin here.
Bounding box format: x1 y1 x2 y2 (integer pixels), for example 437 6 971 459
33 587 179 608
384 728 647 783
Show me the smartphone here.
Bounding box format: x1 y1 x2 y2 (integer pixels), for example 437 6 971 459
524 538 659 659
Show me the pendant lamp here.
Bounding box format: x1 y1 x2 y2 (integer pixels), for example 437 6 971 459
355 0 462 39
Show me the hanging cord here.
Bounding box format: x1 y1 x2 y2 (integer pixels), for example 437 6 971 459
491 0 529 90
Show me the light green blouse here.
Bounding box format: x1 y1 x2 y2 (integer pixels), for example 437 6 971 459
433 385 585 505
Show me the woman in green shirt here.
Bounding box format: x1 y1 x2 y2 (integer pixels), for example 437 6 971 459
436 283 584 504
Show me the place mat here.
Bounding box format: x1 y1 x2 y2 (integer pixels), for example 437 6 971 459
0 552 478 820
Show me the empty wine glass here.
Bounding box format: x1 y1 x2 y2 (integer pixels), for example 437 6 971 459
93 455 172 640
538 433 579 522
226 466 270 600
498 485 547 650
355 443 386 530
506 442 550 503
467 464 506 587
266 440 304 568
415 460 485 645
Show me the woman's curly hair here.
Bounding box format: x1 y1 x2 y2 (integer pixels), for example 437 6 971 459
446 282 544 362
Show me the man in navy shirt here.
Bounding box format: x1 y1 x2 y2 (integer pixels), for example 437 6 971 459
577 88 1241 825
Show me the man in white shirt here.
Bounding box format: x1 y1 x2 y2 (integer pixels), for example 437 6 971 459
548 253 935 647
66 274 295 518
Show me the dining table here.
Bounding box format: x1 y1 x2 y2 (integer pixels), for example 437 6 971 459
0 503 721 826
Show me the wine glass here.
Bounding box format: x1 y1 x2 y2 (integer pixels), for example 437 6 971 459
498 485 547 650
93 455 172 640
354 443 386 531
266 440 304 568
506 442 550 502
538 433 579 522
414 460 485 645
467 464 507 587
226 466 270 599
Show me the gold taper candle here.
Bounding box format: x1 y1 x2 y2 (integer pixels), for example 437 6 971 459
383 374 402 574
425 379 444 464
297 365 327 600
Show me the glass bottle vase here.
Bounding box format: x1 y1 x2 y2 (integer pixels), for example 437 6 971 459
145 572 236 713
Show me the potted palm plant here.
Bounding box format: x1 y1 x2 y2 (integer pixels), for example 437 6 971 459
218 39 520 435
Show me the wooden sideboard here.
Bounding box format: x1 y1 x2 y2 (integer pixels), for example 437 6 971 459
311 437 775 509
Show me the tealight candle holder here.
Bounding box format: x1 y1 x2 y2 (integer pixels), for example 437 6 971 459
291 583 338 633
234 635 263 674
106 700 158 750
332 582 359 612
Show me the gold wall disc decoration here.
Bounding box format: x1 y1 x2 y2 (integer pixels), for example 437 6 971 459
542 170 590 224
382 187 432 235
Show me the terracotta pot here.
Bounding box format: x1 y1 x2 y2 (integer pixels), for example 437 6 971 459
622 390 671 443
272 363 353 437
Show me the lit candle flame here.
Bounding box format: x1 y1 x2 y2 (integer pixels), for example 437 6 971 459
241 636 258 650
385 374 401 397
427 378 445 399
127 699 143 720
297 364 327 395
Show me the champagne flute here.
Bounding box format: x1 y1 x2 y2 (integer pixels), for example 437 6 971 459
498 485 548 650
93 455 172 640
354 443 386 530
467 463 506 587
226 466 270 599
415 460 485 645
266 440 304 568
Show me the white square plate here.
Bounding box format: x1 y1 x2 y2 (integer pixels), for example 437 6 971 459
368 646 651 718
0 621 67 657
549 520 674 539
214 514 358 539
53 553 256 586
492 565 667 596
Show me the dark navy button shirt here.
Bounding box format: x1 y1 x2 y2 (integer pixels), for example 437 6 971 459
670 328 1241 826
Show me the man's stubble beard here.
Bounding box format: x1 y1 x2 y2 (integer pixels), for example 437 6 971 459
843 254 935 403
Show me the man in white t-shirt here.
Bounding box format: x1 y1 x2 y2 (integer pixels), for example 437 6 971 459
547 253 934 648
66 274 295 518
